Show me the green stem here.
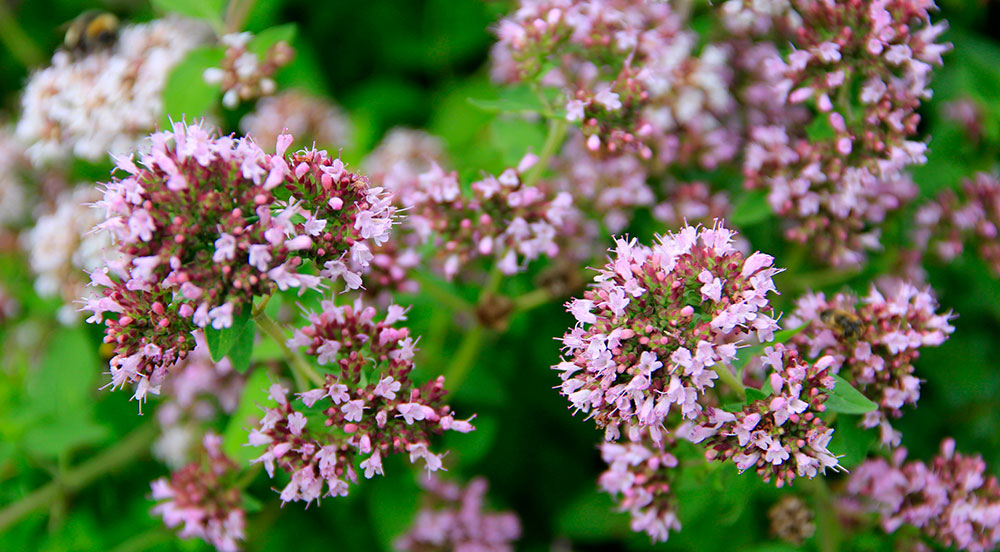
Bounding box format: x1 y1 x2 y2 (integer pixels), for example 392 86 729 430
512 288 553 313
443 325 485 390
716 365 746 402
410 271 473 312
254 311 324 389
0 422 157 533
522 117 568 189
0 2 44 68
806 477 840 552
234 463 262 490
224 0 256 34
108 528 173 552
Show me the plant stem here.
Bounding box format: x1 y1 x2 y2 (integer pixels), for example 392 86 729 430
410 271 473 312
0 421 157 533
224 0 256 34
806 477 841 552
512 288 553 313
522 117 568 189
716 365 746 402
0 2 44 68
107 528 174 552
443 325 486 390
253 311 324 389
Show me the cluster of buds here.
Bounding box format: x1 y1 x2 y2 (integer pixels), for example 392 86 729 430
249 299 474 505
847 438 1000 551
17 17 211 164
240 90 353 151
381 153 581 280
552 132 654 233
693 344 840 486
912 172 1000 277
203 32 294 109
82 121 394 404
742 0 949 265
598 437 682 543
394 476 521 552
787 280 954 446
22 185 110 324
151 433 246 552
651 181 737 233
492 0 738 170
553 222 782 442
153 332 245 468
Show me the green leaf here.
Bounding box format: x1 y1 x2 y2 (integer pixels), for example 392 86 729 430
556 489 630 540
151 0 224 25
161 46 224 126
467 85 557 117
205 305 253 363
228 321 256 374
28 327 99 409
249 24 297 58
805 114 836 142
730 189 772 227
744 387 768 404
22 415 109 458
829 415 876 469
825 375 878 414
223 368 272 463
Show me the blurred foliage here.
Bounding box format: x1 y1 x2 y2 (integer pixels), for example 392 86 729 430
0 0 999 551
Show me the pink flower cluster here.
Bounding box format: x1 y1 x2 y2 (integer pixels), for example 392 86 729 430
240 90 353 151
913 172 1000 277
598 438 682 542
249 299 473 505
693 344 840 486
492 0 737 169
82 121 394 404
154 332 245 468
381 154 580 280
151 433 245 552
395 476 521 552
848 438 1000 551
203 32 294 109
788 280 954 446
553 222 781 442
742 0 948 265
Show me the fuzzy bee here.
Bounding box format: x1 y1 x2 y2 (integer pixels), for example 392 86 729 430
62 11 120 55
819 308 863 340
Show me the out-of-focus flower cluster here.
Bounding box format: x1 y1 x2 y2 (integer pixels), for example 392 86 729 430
17 17 211 165
83 122 394 404
151 433 246 552
598 437 682 542
740 0 948 265
395 476 521 552
847 438 1000 551
553 223 781 442
0 128 33 228
203 32 294 109
912 172 1000 277
249 299 473 505
382 154 580 280
693 344 839 486
492 0 737 170
240 90 353 151
788 281 954 446
22 185 109 324
153 332 245 468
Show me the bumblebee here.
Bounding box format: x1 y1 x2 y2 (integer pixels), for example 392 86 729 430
819 308 863 340
62 11 120 54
